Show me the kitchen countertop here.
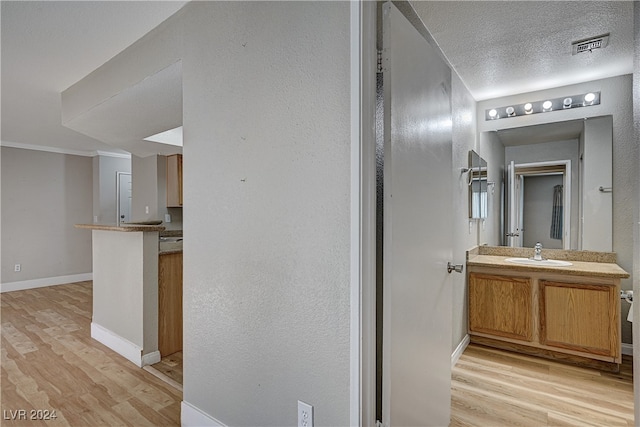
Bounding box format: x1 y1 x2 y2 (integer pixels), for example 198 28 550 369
467 254 630 279
159 249 183 255
75 223 165 232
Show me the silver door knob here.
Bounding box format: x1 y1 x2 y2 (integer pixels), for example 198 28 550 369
447 262 464 274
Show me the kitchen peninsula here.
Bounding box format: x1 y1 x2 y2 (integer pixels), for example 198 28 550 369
75 223 164 367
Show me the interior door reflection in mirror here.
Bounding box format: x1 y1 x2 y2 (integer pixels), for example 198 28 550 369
480 115 613 252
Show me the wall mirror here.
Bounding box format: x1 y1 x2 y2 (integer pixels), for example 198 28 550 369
468 150 488 219
479 115 613 251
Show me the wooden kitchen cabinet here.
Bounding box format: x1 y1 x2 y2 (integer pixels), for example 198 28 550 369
469 273 533 342
540 280 618 357
158 252 182 356
166 154 183 207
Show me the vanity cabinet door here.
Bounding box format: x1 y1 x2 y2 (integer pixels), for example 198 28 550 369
540 280 618 357
469 273 533 341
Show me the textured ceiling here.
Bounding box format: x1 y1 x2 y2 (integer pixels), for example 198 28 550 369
1 1 187 155
0 1 636 155
410 1 635 100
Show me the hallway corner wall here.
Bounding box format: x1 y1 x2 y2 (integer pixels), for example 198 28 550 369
451 73 479 353
182 2 352 425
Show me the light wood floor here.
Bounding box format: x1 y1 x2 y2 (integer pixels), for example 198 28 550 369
149 352 183 388
2 282 635 426
451 343 634 426
1 281 182 426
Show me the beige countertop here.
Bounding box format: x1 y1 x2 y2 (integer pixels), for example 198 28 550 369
467 254 630 279
75 223 166 232
159 249 183 255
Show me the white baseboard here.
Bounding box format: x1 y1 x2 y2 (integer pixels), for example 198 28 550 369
1 273 93 293
451 334 470 368
142 351 161 366
91 322 153 368
181 401 227 427
622 343 633 356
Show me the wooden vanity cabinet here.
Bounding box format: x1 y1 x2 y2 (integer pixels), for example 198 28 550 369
158 252 183 356
469 273 532 342
166 154 183 207
468 269 621 369
540 280 619 358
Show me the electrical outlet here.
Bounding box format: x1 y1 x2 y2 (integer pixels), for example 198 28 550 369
298 401 313 427
145 206 150 214
14 264 21 272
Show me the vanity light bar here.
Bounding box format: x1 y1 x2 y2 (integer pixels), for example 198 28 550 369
484 92 601 121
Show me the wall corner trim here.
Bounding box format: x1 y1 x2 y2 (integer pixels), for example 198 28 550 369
141 351 161 366
181 401 228 427
451 334 471 368
91 322 145 368
0 273 93 293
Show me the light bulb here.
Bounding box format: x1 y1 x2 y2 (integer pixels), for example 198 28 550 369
542 100 553 111
563 98 572 109
506 106 515 117
523 103 533 114
489 109 498 119
584 92 596 105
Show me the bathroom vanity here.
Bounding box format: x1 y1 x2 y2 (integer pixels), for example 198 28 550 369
467 246 629 371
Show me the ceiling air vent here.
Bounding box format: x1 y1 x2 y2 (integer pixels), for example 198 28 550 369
572 33 609 55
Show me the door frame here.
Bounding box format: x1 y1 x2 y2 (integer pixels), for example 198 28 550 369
510 160 572 250
350 1 377 425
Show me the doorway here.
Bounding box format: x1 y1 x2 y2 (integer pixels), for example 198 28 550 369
506 161 571 250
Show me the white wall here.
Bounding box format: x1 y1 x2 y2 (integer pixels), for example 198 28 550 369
582 116 613 251
1 147 92 285
479 131 505 246
180 3 351 425
131 154 182 230
131 155 159 222
451 72 478 352
93 154 131 224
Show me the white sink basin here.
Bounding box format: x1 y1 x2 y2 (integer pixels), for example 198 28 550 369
505 257 572 267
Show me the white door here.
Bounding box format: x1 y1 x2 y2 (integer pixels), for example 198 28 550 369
382 3 454 426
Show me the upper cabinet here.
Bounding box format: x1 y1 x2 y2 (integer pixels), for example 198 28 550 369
166 154 183 207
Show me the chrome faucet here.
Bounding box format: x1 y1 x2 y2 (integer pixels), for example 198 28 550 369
532 242 544 261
